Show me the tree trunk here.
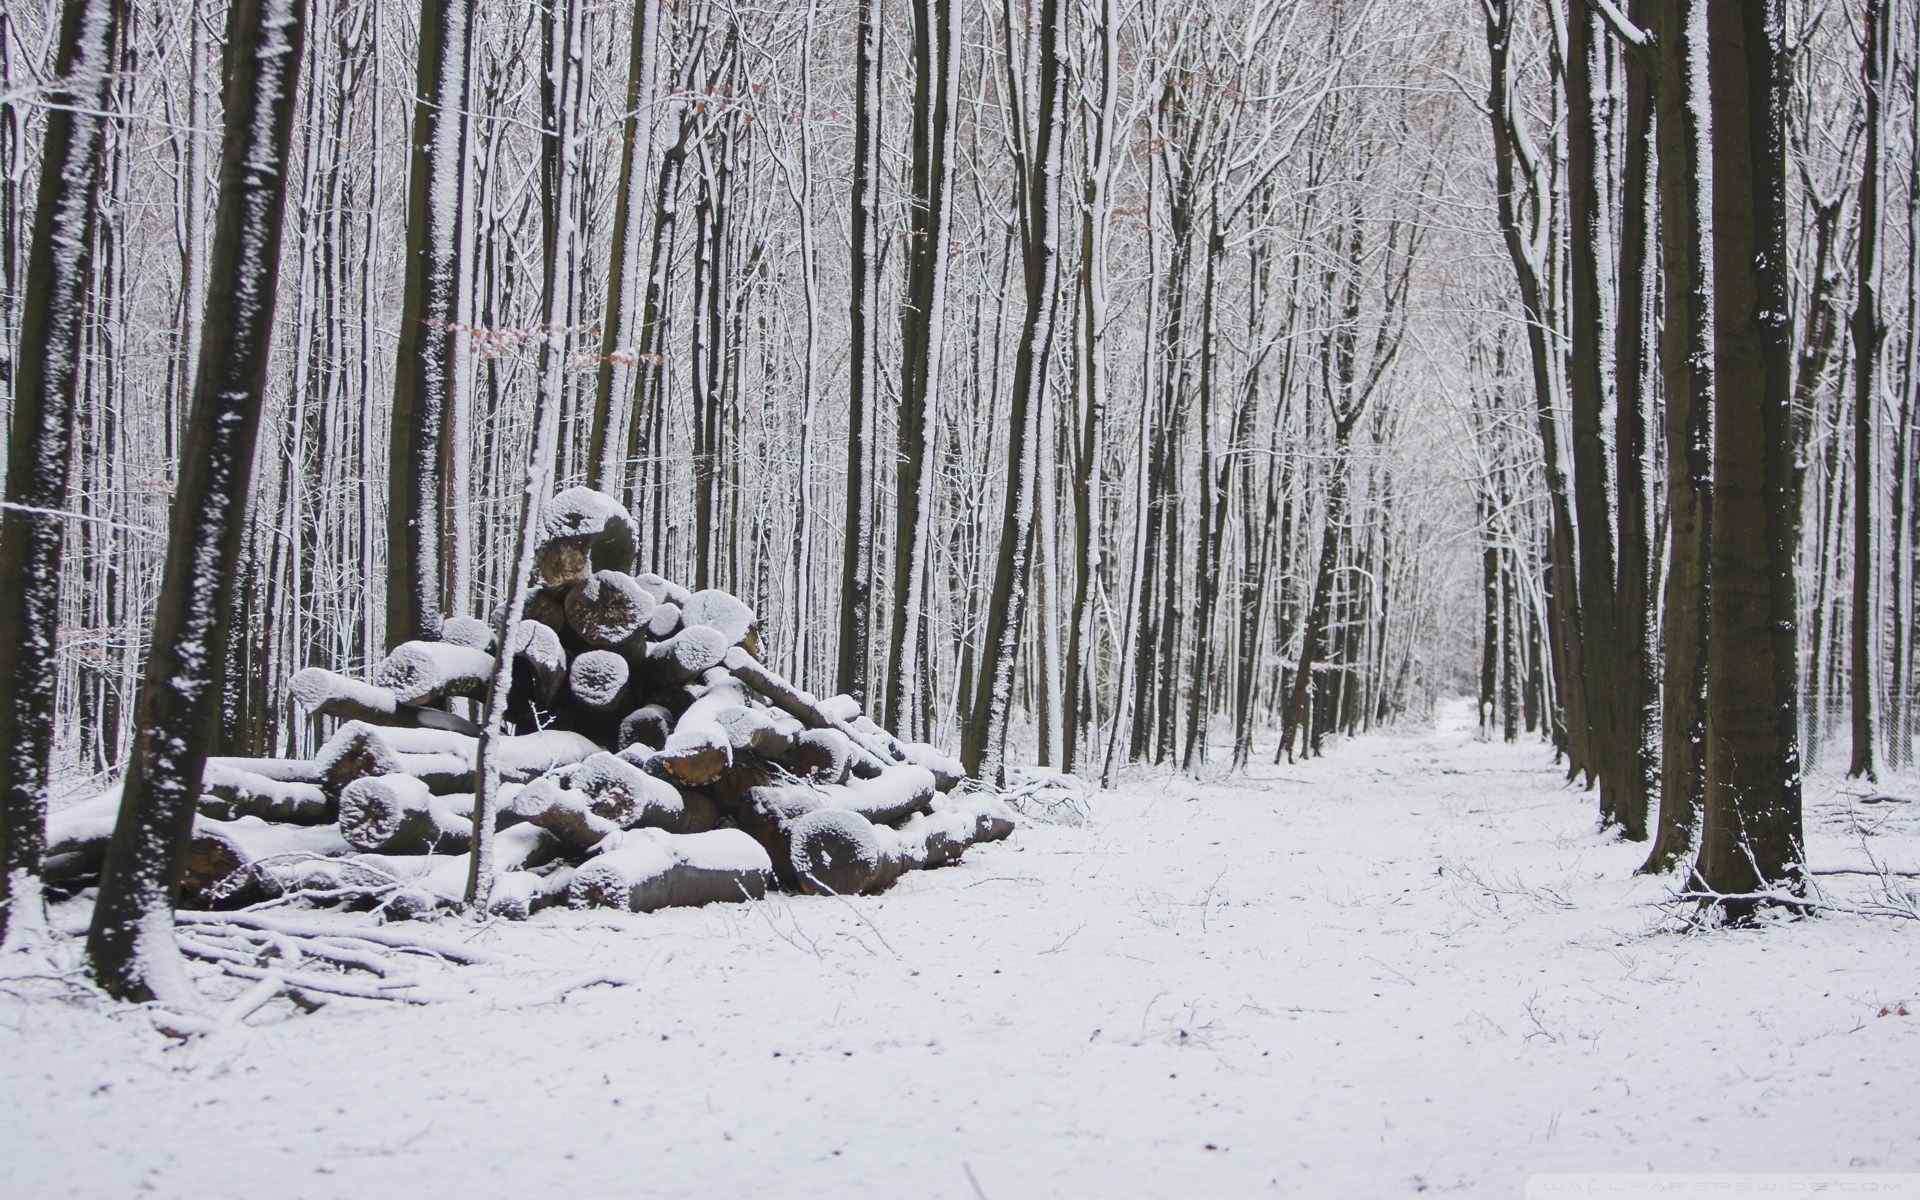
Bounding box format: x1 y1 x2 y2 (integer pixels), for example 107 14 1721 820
385 0 475 648
1693 0 1804 917
838 0 881 707
1847 0 1889 782
87 0 307 1000
0 0 127 948
1641 0 1714 875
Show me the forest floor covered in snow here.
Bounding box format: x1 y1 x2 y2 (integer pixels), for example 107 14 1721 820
4 699 1918 1198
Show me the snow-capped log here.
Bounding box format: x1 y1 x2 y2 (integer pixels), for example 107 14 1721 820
569 648 630 713
567 828 772 913
715 705 801 759
523 588 570 636
289 666 401 724
721 647 898 775
337 774 528 853
536 487 638 588
726 782 826 888
200 762 333 824
442 616 497 651
487 865 577 921
680 588 757 648
564 569 654 647
183 816 356 908
43 792 124 884
789 808 903 896
508 618 568 705
635 572 693 608
316 721 599 797
781 729 855 785
643 600 683 639
618 703 674 750
635 623 730 686
374 640 495 705
901 743 966 793
831 765 936 826
341 824 563 919
571 751 717 834
654 671 750 785
893 794 1014 869
205 756 326 784
509 775 623 853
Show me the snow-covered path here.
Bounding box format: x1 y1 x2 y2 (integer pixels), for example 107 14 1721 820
6 703 1917 1198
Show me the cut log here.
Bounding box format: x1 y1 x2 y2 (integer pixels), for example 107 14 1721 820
573 751 718 834
316 722 599 797
655 672 749 786
569 648 630 712
43 791 123 884
524 587 570 635
442 615 497 651
781 729 854 785
564 569 654 647
537 487 638 586
201 762 333 824
568 828 771 913
289 667 401 724
508 618 567 705
374 641 495 705
619 703 674 751
831 765 936 826
901 743 966 793
337 774 527 853
715 705 800 759
488 865 577 920
723 647 897 774
509 775 621 852
729 782 827 889
643 601 683 640
634 572 693 608
185 817 356 908
205 757 325 784
789 808 903 896
681 588 757 647
636 623 728 686
339 823 563 919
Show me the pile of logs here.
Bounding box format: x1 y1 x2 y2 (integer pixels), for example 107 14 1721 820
48 487 1012 921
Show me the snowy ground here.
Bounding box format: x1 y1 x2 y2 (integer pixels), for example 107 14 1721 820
5 700 1917 1198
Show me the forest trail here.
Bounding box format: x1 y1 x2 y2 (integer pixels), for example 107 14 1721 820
7 704 1917 1198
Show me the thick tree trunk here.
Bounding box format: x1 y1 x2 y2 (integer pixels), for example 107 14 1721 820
0 0 126 948
1693 0 1804 917
87 0 307 1001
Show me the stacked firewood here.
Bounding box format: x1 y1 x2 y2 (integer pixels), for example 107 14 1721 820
47 487 1012 921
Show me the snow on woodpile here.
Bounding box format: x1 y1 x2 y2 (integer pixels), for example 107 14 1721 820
47 488 1012 922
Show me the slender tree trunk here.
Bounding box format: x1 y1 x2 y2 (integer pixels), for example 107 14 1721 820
838 0 881 706
1847 0 1889 782
1642 0 1714 875
386 0 474 648
87 0 307 999
963 0 1065 784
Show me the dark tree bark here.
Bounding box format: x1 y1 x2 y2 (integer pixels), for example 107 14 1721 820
385 0 475 648
1693 0 1804 917
1641 0 1714 875
1610 0 1657 841
1847 0 1890 782
87 0 308 1001
837 0 882 706
0 0 127 948
962 0 1066 783
1563 0 1625 828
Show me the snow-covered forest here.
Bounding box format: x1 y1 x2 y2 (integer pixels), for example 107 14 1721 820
1 0 1917 1193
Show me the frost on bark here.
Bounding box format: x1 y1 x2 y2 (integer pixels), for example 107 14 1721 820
0 0 126 950
587 0 662 496
1642 0 1714 876
1846 0 1889 783
87 0 308 1002
838 0 881 708
1693 0 1804 918
962 0 1066 784
385 0 475 649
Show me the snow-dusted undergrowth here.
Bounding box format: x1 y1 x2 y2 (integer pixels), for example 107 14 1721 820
4 699 1915 1197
